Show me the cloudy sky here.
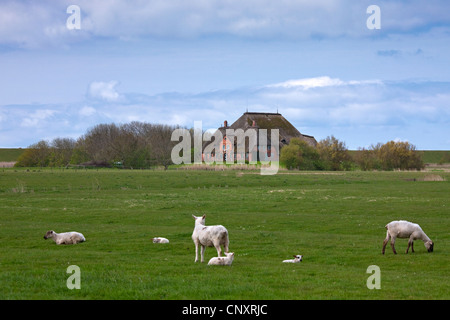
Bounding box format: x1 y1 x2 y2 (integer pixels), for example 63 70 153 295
1 0 449 149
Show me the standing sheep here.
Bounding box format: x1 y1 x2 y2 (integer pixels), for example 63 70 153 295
192 214 229 263
382 220 434 254
43 230 85 245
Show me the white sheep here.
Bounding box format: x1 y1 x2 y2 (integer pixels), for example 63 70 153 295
208 252 235 266
43 230 85 245
382 220 434 254
152 237 169 243
282 255 303 263
192 214 229 263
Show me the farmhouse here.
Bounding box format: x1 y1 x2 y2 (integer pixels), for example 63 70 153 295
202 112 316 162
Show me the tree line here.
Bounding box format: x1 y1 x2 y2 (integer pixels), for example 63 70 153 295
15 122 181 169
15 121 424 171
280 136 424 171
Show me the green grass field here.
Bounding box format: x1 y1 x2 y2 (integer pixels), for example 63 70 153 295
0 168 449 299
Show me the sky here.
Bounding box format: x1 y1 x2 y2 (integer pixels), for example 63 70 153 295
0 0 449 150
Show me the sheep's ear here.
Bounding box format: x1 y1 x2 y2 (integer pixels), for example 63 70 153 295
202 214 206 219
192 215 197 219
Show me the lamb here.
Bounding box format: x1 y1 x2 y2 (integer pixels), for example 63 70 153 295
192 214 229 263
283 255 303 263
152 237 169 243
43 230 85 245
382 220 434 254
208 252 235 266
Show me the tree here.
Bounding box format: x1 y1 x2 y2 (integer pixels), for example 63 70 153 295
376 141 423 170
280 138 320 170
15 140 51 167
15 121 186 169
70 137 90 165
355 140 424 171
147 124 178 169
49 138 76 167
316 136 351 171
354 147 380 171
280 142 302 169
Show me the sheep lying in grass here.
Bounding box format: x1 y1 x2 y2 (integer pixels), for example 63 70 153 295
192 214 229 263
283 255 303 263
43 230 85 245
382 220 434 254
152 237 169 243
208 252 234 266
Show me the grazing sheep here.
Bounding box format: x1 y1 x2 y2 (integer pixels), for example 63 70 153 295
208 252 235 266
43 230 85 245
152 237 169 243
192 214 229 263
382 220 434 254
283 255 303 263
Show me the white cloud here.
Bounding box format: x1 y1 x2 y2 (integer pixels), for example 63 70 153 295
269 76 345 89
79 106 97 117
1 77 449 149
21 109 57 128
1 0 450 48
88 81 121 102
268 77 384 90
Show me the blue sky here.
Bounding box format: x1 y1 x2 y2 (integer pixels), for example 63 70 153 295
0 0 449 149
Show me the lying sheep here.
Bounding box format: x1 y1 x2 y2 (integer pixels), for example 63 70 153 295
283 255 303 263
152 237 169 243
208 252 234 266
382 220 434 254
43 230 85 245
192 214 229 263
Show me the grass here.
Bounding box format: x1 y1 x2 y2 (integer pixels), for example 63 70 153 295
420 150 450 164
0 168 449 299
0 148 26 162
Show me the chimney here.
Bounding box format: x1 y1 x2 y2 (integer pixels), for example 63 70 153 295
252 120 256 127
224 120 228 127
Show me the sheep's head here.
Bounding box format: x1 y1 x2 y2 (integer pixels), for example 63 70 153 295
192 214 206 226
294 255 303 262
226 252 235 260
44 230 55 240
425 241 434 252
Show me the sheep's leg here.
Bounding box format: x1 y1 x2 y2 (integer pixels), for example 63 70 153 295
200 245 206 263
194 242 199 262
382 232 390 254
390 239 397 254
224 238 229 254
382 238 388 254
213 240 223 257
216 245 222 257
407 236 415 253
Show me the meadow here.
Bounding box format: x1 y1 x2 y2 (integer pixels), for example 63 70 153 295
0 167 448 300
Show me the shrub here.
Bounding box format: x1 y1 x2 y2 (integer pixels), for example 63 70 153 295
280 138 320 170
355 141 424 170
316 136 351 171
15 140 51 167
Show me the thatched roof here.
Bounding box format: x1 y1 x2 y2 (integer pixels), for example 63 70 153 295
218 112 317 147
